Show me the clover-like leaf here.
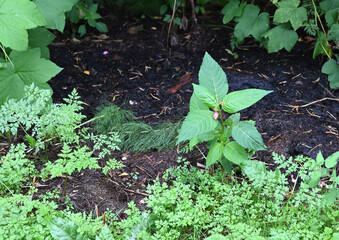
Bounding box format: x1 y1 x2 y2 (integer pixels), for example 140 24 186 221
232 121 266 150
263 24 298 53
199 52 228 103
0 0 46 51
177 110 218 143
234 4 269 42
0 48 62 104
222 89 272 113
274 0 307 30
321 59 339 89
34 0 79 32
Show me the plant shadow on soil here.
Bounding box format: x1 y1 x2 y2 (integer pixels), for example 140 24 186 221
41 8 338 218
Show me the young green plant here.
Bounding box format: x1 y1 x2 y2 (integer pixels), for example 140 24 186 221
177 52 272 174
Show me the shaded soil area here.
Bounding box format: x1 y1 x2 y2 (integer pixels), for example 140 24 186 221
42 8 338 216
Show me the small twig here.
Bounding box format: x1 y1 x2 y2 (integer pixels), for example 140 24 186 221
167 0 177 47
124 188 150 197
285 97 339 111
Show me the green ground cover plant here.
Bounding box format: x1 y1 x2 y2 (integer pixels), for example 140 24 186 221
111 152 339 239
177 52 272 176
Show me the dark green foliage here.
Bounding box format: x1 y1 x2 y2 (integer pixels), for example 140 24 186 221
94 104 180 152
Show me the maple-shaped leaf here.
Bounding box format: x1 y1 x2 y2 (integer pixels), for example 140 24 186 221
221 0 245 24
34 0 79 32
263 24 298 53
0 0 46 51
322 59 339 89
0 48 62 104
28 27 56 59
234 4 269 42
328 24 339 42
274 0 307 30
320 0 339 26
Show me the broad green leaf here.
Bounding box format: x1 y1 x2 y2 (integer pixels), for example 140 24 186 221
189 93 209 111
189 137 200 150
308 170 322 188
240 160 267 180
316 151 325 165
225 113 240 126
206 142 224 168
232 121 266 150
220 157 232 175
199 52 228 103
325 151 339 168
0 0 46 51
193 84 218 109
321 59 339 89
274 0 307 30
328 24 339 41
48 217 87 240
222 89 272 113
221 0 245 24
198 131 216 142
223 141 247 164
34 0 79 32
320 0 339 26
234 4 269 42
263 24 298 53
28 27 56 59
177 110 218 143
313 31 332 59
323 188 339 205
0 48 62 104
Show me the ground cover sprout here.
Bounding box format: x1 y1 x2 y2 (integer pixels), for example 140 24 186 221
177 52 272 176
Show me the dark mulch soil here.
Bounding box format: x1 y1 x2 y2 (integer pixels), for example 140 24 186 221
38 8 338 216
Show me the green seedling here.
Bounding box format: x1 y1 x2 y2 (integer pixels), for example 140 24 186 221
177 52 272 175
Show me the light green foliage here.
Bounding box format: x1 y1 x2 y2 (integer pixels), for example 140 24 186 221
48 217 87 240
43 144 100 178
321 58 339 89
115 158 339 239
273 0 307 30
178 52 271 175
102 158 125 175
85 132 121 159
263 24 298 53
234 4 269 43
0 143 36 195
0 85 85 149
0 48 62 104
33 0 79 32
198 51 228 103
0 0 46 51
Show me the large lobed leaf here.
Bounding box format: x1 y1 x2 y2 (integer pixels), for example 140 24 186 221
263 24 298 53
198 52 228 103
320 0 339 26
234 4 269 42
0 48 62 104
28 27 56 59
274 0 307 30
231 121 266 150
0 0 46 51
221 0 245 24
222 89 272 113
321 59 339 89
34 0 79 32
177 110 218 143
